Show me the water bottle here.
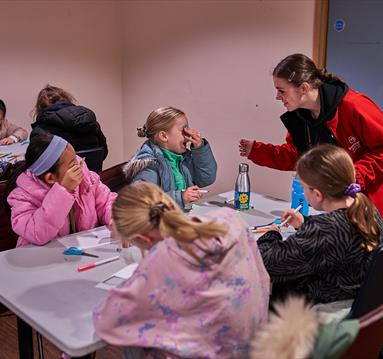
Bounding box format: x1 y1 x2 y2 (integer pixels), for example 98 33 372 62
235 163 250 210
291 176 309 216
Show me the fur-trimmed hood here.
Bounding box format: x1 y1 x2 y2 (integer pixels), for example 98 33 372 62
251 297 320 359
123 140 160 183
251 297 358 359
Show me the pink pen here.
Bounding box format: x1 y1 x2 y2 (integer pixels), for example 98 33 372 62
77 255 120 272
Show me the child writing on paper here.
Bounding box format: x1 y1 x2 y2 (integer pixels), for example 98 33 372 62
124 106 217 208
6 134 117 247
0 99 28 145
93 182 270 359
258 144 383 304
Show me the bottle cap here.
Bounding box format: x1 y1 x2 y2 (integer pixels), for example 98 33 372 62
274 217 282 225
239 163 249 172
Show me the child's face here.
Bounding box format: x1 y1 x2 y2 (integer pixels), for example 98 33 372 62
298 176 323 211
163 115 189 154
54 144 78 182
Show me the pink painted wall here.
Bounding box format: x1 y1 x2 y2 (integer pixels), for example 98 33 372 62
122 0 316 200
1 0 317 200
0 1 124 168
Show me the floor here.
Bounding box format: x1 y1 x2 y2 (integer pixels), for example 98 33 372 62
0 310 123 359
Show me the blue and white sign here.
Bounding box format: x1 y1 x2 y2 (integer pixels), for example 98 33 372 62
334 19 346 32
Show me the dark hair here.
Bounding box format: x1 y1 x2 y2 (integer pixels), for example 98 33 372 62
5 133 62 209
273 53 340 89
297 144 380 250
33 84 76 118
0 99 6 116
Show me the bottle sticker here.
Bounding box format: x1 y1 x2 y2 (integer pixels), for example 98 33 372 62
235 191 250 210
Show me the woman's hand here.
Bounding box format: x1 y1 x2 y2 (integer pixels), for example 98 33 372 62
59 164 84 192
182 185 203 204
239 139 254 157
281 209 304 228
0 137 16 145
183 127 202 148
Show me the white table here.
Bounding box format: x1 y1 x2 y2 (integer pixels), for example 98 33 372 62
0 140 29 163
190 191 297 227
0 192 314 358
0 226 125 358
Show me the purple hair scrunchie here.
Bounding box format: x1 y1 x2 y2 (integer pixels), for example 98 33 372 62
344 183 361 198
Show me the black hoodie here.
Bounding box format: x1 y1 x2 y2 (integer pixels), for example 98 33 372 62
280 80 349 155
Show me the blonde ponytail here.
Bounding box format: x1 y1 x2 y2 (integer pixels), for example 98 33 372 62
159 210 228 244
112 183 228 250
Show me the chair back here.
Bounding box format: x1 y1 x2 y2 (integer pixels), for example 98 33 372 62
76 147 104 173
349 243 383 318
0 180 17 251
339 304 383 359
99 162 128 192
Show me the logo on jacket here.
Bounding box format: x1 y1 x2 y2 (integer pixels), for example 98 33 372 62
348 136 361 153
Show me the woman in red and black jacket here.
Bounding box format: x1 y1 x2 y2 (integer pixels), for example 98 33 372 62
239 53 383 215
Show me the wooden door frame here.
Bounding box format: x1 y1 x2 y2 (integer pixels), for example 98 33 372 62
313 0 329 68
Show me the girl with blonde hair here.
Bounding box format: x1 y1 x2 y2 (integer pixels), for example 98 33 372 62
124 106 217 209
94 182 270 358
258 144 383 304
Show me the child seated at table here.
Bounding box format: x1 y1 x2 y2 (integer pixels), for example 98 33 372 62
7 133 117 247
93 182 270 358
258 144 383 304
0 99 28 145
124 106 217 208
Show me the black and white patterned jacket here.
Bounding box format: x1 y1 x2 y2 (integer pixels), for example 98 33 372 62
258 208 383 304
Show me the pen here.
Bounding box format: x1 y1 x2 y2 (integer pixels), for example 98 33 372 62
253 228 270 233
181 189 209 193
279 205 303 227
77 255 120 272
224 198 234 204
250 221 275 230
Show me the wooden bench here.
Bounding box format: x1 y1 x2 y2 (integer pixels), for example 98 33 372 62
99 162 128 193
0 180 17 252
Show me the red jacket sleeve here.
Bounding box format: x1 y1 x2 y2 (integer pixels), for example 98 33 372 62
247 133 298 171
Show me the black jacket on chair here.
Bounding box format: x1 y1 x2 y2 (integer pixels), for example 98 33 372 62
30 101 108 160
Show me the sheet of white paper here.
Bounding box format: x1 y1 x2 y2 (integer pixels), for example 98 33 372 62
96 263 139 290
57 227 111 249
88 228 111 239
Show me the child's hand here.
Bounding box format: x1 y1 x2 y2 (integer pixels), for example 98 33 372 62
182 185 203 204
59 164 84 192
183 127 202 148
239 139 254 157
281 209 304 228
0 137 15 145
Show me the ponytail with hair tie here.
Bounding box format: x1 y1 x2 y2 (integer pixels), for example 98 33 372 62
137 125 148 138
149 202 172 225
344 183 362 198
